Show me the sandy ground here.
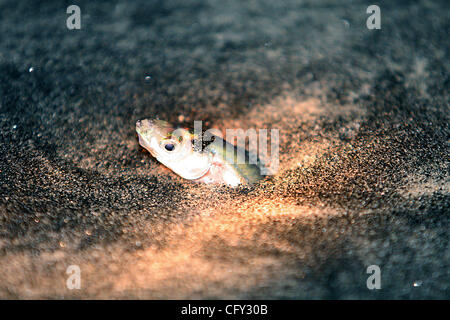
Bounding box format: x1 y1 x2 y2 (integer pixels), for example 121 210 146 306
0 0 448 299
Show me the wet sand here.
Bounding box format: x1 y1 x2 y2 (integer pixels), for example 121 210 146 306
0 0 448 298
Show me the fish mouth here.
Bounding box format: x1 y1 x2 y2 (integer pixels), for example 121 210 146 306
136 119 172 134
136 119 153 132
137 133 159 158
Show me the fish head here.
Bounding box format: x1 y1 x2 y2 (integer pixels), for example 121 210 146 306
136 119 191 160
136 119 211 179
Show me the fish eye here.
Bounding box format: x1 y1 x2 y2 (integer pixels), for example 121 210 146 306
164 143 175 151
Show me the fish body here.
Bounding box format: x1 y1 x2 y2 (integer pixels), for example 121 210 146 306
136 119 263 186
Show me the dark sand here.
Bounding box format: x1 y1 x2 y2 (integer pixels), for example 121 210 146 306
0 0 448 298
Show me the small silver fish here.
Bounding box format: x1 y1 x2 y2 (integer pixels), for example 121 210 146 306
136 119 263 186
